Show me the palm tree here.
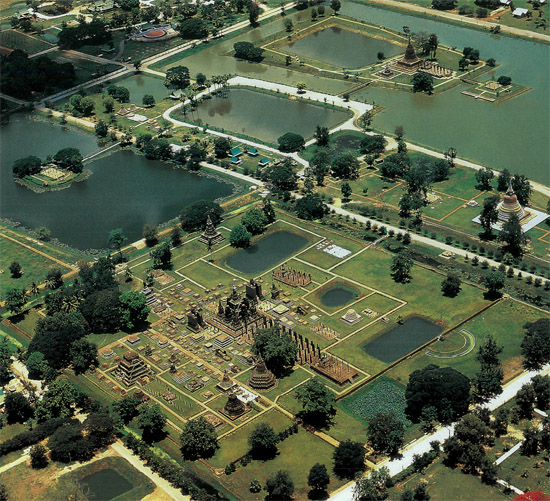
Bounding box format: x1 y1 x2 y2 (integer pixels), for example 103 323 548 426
61 295 80 313
30 282 38 296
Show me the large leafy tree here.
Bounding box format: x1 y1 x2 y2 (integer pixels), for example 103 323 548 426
367 412 405 455
29 311 89 369
79 288 121 333
307 463 330 494
521 318 550 370
4 288 26 314
119 290 150 331
277 132 305 152
331 152 360 179
70 339 97 375
180 417 219 461
4 392 33 424
53 147 83 173
473 334 504 401
12 156 42 178
34 379 78 421
265 470 294 500
251 326 297 377
295 378 336 427
411 72 434 94
498 214 526 258
150 242 172 269
179 201 223 232
479 195 499 238
295 193 327 220
483 270 505 298
405 364 470 423
391 248 413 283
229 224 251 248
0 341 12 387
164 65 190 90
333 440 365 479
137 403 167 443
354 467 390 501
112 396 141 424
241 208 268 235
248 422 280 459
441 272 461 297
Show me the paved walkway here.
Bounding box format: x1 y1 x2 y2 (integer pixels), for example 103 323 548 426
330 363 550 500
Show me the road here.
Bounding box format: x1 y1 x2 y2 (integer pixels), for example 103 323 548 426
362 0 550 42
330 362 550 501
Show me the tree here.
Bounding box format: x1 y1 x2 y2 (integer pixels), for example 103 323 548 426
26 351 49 380
107 84 130 103
296 378 336 427
34 378 77 421
405 364 471 422
83 411 116 449
12 156 42 178
248 2 260 25
5 288 26 314
213 137 231 158
170 226 182 247
150 242 172 269
262 199 276 224
520 424 540 456
333 440 365 479
180 417 219 461
45 268 63 290
314 125 330 147
230 224 252 248
483 270 505 298
142 94 155 107
354 467 390 501
296 81 307 93
53 147 83 173
137 404 167 442
108 227 126 257
479 195 499 238
103 95 115 113
441 272 461 297
143 224 158 247
283 18 294 32
119 290 150 331
512 174 531 206
70 339 97 375
178 17 208 39
308 463 330 495
278 132 305 152
367 412 405 455
113 396 140 424
0 341 12 388
79 289 120 333
30 444 49 469
295 193 326 220
95 119 108 137
492 408 509 437
164 66 190 90
516 383 537 419
248 422 280 459
79 97 94 116
265 470 294 500
411 73 434 94
531 375 550 410
391 248 413 283
29 312 89 369
4 392 33 424
48 423 92 463
233 41 264 61
263 159 297 191
196 72 207 86
331 152 360 180
341 182 352 201
498 214 526 258
475 167 494 191
521 318 550 370
331 0 341 13
180 201 223 232
252 326 297 377
428 33 439 58
241 208 268 235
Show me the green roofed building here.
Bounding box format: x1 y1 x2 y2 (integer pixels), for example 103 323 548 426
258 157 270 167
230 156 242 165
230 147 243 157
248 147 258 156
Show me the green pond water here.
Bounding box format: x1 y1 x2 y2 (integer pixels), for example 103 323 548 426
331 133 366 154
0 116 235 249
115 74 171 104
320 285 360 307
80 469 133 500
284 26 402 69
226 230 309 274
186 88 350 143
363 316 443 363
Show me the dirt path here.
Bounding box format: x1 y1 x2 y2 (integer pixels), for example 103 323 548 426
361 0 550 42
111 440 190 501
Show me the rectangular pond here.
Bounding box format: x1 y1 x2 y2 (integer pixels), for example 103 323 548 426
80 468 133 500
363 316 443 363
283 26 402 69
225 229 309 274
185 88 350 144
1 116 237 249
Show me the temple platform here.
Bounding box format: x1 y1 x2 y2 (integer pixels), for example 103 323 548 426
472 207 548 232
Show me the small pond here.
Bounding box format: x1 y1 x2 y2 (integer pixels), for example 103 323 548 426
186 88 350 143
283 26 402 69
320 284 360 308
80 468 133 500
331 133 365 155
363 316 443 363
226 230 309 274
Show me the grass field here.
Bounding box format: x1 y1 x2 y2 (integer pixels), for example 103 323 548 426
0 29 53 54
